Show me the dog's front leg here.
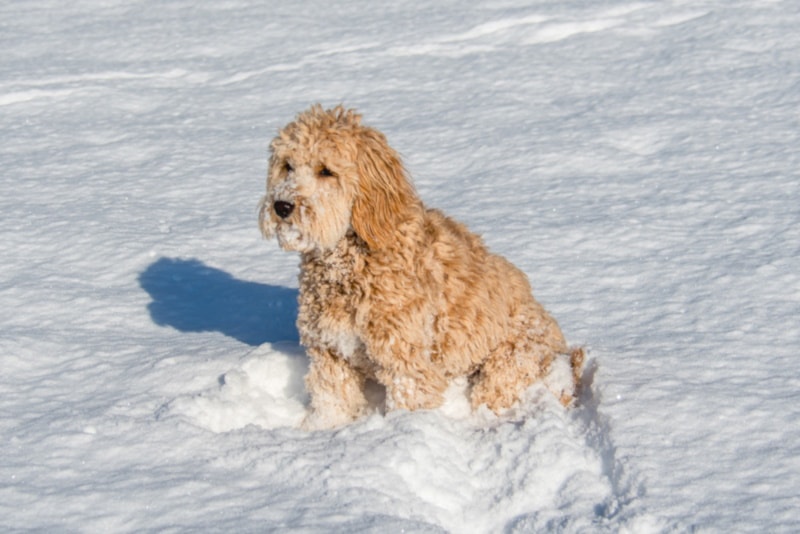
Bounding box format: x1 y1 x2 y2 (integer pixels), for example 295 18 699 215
302 347 368 430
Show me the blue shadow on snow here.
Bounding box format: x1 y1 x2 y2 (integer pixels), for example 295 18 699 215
139 257 298 346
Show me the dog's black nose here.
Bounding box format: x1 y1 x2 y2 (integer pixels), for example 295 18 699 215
273 200 295 219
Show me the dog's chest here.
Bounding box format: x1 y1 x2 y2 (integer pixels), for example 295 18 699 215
298 251 372 370
307 287 371 369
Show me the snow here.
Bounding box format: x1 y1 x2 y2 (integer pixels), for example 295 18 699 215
2 0 799 531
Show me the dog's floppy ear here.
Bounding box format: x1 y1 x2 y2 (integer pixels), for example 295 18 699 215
351 129 419 251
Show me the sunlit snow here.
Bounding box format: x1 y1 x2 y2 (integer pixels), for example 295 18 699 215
2 1 798 531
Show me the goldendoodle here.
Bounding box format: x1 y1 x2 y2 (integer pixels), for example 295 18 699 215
260 105 583 429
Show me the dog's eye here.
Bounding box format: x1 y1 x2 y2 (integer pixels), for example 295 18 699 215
283 162 293 173
318 166 335 178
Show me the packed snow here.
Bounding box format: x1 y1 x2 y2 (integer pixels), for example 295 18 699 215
2 0 799 531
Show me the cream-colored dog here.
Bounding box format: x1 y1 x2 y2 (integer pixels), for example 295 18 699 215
260 105 583 429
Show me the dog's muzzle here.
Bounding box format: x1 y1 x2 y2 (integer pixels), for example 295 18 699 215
273 200 295 219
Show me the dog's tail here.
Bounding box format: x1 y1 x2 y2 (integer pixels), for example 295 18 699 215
568 347 586 404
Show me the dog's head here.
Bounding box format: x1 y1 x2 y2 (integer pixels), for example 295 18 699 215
259 105 419 253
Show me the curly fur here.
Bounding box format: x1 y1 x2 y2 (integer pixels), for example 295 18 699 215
259 105 583 429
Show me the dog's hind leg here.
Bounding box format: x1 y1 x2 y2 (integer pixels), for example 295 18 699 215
302 347 369 430
470 339 555 413
470 305 572 413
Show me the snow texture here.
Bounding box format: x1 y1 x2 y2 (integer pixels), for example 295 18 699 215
2 0 799 532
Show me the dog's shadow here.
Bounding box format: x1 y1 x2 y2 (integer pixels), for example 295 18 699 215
139 257 298 346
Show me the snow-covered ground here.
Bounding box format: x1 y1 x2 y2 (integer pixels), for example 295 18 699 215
2 0 799 531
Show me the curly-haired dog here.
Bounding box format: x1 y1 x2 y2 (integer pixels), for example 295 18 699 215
259 105 583 429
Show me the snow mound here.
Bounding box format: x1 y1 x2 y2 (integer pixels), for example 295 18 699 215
165 342 309 431
160 344 645 531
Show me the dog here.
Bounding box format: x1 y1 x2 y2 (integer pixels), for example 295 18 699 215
259 105 583 429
